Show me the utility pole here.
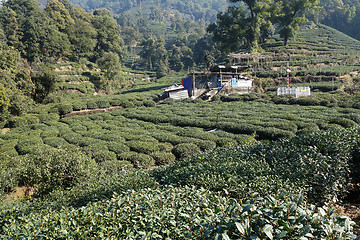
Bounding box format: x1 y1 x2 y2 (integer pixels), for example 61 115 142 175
286 62 291 88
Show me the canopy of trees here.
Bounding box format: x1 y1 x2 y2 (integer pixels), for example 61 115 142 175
208 0 320 52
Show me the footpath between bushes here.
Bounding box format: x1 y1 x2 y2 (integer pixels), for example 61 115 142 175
61 106 123 118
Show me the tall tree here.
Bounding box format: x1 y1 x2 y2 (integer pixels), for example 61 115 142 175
228 0 272 51
92 8 124 59
272 0 320 45
45 0 75 31
139 34 168 70
0 7 23 51
207 6 249 53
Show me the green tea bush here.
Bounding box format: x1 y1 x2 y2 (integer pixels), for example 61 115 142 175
107 142 130 156
0 188 355 239
156 145 300 199
14 147 96 197
172 143 201 159
37 113 60 123
151 151 176 165
95 99 110 109
157 142 173 152
128 152 155 169
86 100 98 109
118 151 137 161
126 140 160 154
43 137 70 148
57 103 73 115
71 101 87 111
329 117 357 128
215 137 238 147
91 150 117 163
194 139 217 151
6 116 28 128
256 127 296 140
15 137 44 155
24 114 40 125
291 97 320 106
98 160 133 174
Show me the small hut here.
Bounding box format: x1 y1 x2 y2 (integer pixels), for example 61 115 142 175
160 85 189 100
189 65 253 98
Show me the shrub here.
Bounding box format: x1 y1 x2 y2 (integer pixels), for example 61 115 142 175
0 188 355 239
86 100 98 109
256 127 296 140
194 140 217 151
128 153 155 169
72 101 87 111
6 116 28 128
107 142 130 156
329 117 357 128
15 137 44 155
43 137 70 148
151 151 176 165
37 113 60 122
15 147 96 197
118 151 137 161
95 99 110 108
24 114 40 125
215 137 238 147
172 143 201 159
91 150 117 163
126 140 160 154
57 103 73 115
291 97 320 106
158 142 173 152
98 160 133 174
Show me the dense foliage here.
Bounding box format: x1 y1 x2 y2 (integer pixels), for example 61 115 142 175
0 186 356 239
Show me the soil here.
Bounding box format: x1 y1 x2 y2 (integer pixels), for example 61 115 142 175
5 186 35 202
1 128 10 134
62 106 123 118
333 184 360 236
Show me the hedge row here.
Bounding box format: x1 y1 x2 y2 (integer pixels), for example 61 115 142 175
154 127 360 204
0 187 355 239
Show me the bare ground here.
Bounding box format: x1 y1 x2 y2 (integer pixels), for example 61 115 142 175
62 106 123 118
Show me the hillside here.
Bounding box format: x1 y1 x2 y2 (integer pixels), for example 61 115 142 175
1 0 360 238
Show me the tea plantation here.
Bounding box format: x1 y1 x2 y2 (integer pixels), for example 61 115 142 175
1 24 360 238
1 91 360 238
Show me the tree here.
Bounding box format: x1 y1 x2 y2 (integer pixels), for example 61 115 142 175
45 0 75 31
207 6 249 53
31 63 57 102
204 50 215 70
139 34 168 71
0 83 10 120
149 6 163 22
92 8 124 59
96 52 121 80
272 0 319 45
0 7 23 51
228 0 272 51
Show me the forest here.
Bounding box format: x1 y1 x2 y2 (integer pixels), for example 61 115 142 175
0 0 360 238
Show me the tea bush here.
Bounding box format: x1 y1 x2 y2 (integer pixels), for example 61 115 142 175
126 140 160 154
128 152 155 169
151 151 176 165
1 188 355 239
172 143 201 159
43 137 70 148
10 147 96 197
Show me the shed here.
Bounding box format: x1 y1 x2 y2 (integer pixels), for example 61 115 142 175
189 65 253 98
160 85 189 100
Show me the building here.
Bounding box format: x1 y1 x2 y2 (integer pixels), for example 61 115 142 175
190 65 253 99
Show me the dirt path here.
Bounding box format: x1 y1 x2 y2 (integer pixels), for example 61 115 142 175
333 184 360 236
1 128 10 134
62 106 123 118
